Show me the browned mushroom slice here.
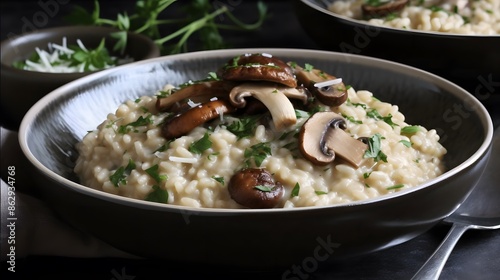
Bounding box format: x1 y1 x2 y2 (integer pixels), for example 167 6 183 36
362 0 409 19
289 64 347 107
221 53 298 88
161 99 236 139
298 111 368 167
228 168 284 209
156 80 233 112
229 82 308 130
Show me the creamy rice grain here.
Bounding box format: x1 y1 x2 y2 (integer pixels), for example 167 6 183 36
74 86 447 209
328 0 500 35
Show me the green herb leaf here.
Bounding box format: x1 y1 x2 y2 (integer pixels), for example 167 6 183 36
109 159 136 187
401 125 420 135
295 109 310 119
342 114 362 124
244 142 271 167
291 182 300 198
315 190 327 195
189 132 212 154
363 133 388 162
399 140 412 147
118 114 153 134
145 164 167 183
366 109 398 128
145 185 169 203
226 115 261 139
212 176 225 185
387 184 404 190
254 185 273 192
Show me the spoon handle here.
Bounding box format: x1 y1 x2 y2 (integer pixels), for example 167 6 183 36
411 223 471 280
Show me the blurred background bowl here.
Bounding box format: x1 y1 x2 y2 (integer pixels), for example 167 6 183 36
18 48 493 269
294 0 500 108
1 25 160 131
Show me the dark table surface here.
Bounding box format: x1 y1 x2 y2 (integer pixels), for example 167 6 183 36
1 1 499 279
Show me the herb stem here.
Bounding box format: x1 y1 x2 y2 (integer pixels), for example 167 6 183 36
154 6 228 46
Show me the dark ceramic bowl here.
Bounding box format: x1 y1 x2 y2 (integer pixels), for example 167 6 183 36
1 26 161 131
294 0 500 99
18 48 493 271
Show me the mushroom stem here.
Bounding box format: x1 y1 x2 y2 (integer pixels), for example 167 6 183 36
298 111 367 167
323 126 368 167
229 82 298 131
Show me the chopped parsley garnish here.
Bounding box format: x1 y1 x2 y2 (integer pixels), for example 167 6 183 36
145 164 167 183
207 71 219 80
401 125 420 135
188 132 212 154
387 184 404 190
366 108 382 119
226 115 261 139
254 185 273 192
244 142 271 167
363 133 388 162
291 182 300 198
154 140 172 153
145 185 168 204
304 63 314 72
364 0 391 7
315 190 327 195
295 109 310 119
399 140 412 147
342 114 362 124
367 109 398 128
212 176 225 185
118 115 153 134
363 172 372 179
279 130 296 140
109 159 136 187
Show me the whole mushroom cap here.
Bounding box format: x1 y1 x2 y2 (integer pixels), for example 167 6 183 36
228 168 284 209
220 53 298 88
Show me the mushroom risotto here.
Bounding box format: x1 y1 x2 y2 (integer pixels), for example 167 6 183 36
74 53 447 209
327 0 500 35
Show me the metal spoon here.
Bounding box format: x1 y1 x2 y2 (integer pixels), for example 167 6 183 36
411 128 500 280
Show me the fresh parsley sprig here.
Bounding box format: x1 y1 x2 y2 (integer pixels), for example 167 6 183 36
65 0 268 55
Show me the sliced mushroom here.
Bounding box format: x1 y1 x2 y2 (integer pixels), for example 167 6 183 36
228 168 284 209
289 64 347 107
362 0 409 19
156 80 233 112
298 111 368 167
161 99 236 139
220 53 298 88
229 82 308 130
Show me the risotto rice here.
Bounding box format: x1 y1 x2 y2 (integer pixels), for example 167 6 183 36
328 0 500 35
74 55 447 209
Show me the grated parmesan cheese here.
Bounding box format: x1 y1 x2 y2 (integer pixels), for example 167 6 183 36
314 78 343 88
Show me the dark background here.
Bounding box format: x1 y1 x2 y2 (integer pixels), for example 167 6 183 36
1 1 499 279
